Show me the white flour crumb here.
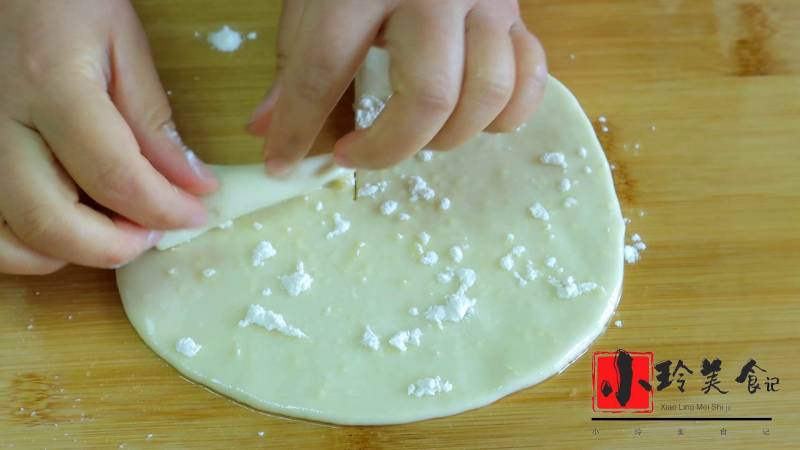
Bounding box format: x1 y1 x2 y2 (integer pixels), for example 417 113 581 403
525 260 539 281
426 268 477 327
513 271 528 286
362 326 381 351
389 328 423 352
239 304 307 338
439 197 451 211
261 288 272 297
166 90 172 96
614 319 624 328
407 176 436 202
355 241 366 256
26 324 34 330
624 234 647 263
380 200 398 216
416 150 434 162
176 337 202 357
201 268 216 278
315 201 324 212
407 376 453 398
564 197 578 208
545 256 557 268
251 241 277 267
578 147 588 158
355 95 386 129
193 31 201 38
639 210 647 217
207 25 243 52
558 178 572 192
623 217 631 224
278 262 313 296
409 307 419 316
326 213 351 239
449 246 464 263
415 243 424 255
548 276 598 299
218 220 234 229
569 53 576 60
529 202 550 221
420 251 439 266
417 232 431 246
650 125 656 132
598 116 607 123
540 152 568 169
611 163 617 171
252 222 263 230
146 434 153 440
247 32 258 40
257 431 265 438
506 233 515 242
436 267 455 284
396 233 404 240
601 125 609 133
512 245 526 256
584 166 593 174
167 267 177 276
357 180 388 199
634 143 641 150
399 213 411 221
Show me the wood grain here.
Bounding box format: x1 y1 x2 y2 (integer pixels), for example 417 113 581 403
1 0 798 448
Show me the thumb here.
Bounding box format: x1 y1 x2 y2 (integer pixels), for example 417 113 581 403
108 2 217 196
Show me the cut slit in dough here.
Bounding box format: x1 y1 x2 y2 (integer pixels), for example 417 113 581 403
117 48 624 425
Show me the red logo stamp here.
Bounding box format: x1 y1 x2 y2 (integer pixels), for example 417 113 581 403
592 350 654 413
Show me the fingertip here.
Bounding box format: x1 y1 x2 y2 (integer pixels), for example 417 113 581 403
332 131 360 168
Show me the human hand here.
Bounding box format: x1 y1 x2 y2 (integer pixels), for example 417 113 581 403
248 0 547 173
0 0 218 274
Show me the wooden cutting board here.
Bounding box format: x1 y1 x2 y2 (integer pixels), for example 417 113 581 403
1 1 798 448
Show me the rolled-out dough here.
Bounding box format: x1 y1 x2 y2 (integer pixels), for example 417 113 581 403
117 50 624 425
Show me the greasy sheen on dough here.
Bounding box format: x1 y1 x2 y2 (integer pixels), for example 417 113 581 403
117 52 623 425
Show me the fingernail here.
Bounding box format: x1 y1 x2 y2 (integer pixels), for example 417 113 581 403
265 158 292 177
334 152 354 168
184 149 216 181
146 231 163 246
250 78 282 123
187 211 208 228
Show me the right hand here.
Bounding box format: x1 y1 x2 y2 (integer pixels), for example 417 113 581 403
0 0 218 275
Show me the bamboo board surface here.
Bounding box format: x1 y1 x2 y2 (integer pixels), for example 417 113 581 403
0 1 798 448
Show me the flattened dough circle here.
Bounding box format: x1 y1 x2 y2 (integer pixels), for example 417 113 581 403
117 75 623 425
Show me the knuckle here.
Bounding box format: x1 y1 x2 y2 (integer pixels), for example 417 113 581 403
471 74 514 108
413 76 458 115
14 204 61 246
290 57 339 103
141 101 173 134
95 161 139 201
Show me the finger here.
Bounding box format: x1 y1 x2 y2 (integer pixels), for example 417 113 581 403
247 0 307 135
0 219 65 275
259 1 387 175
427 3 516 150
0 122 161 268
334 2 468 169
33 79 207 231
110 1 217 196
486 21 548 132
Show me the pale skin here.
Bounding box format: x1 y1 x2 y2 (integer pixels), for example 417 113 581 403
0 0 546 275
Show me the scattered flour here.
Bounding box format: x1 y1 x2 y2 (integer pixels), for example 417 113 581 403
407 176 436 202
624 233 647 264
380 200 398 216
362 326 381 351
408 307 420 316
388 328 423 352
399 213 411 221
176 337 202 357
416 150 434 162
449 246 464 263
426 268 477 327
578 147 588 158
218 220 234 229
357 180 388 199
540 152 568 169
247 31 258 40
529 202 551 221
207 26 243 52
407 376 453 398
547 276 598 299
417 232 431 246
558 178 572 192
326 213 351 239
355 96 386 129
614 319 624 328
201 268 216 278
278 262 313 296
252 222 263 230
251 241 277 267
439 197 451 211
420 251 439 266
238 304 307 339
563 197 578 208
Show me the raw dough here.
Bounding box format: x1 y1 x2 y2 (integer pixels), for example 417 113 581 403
117 50 624 425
